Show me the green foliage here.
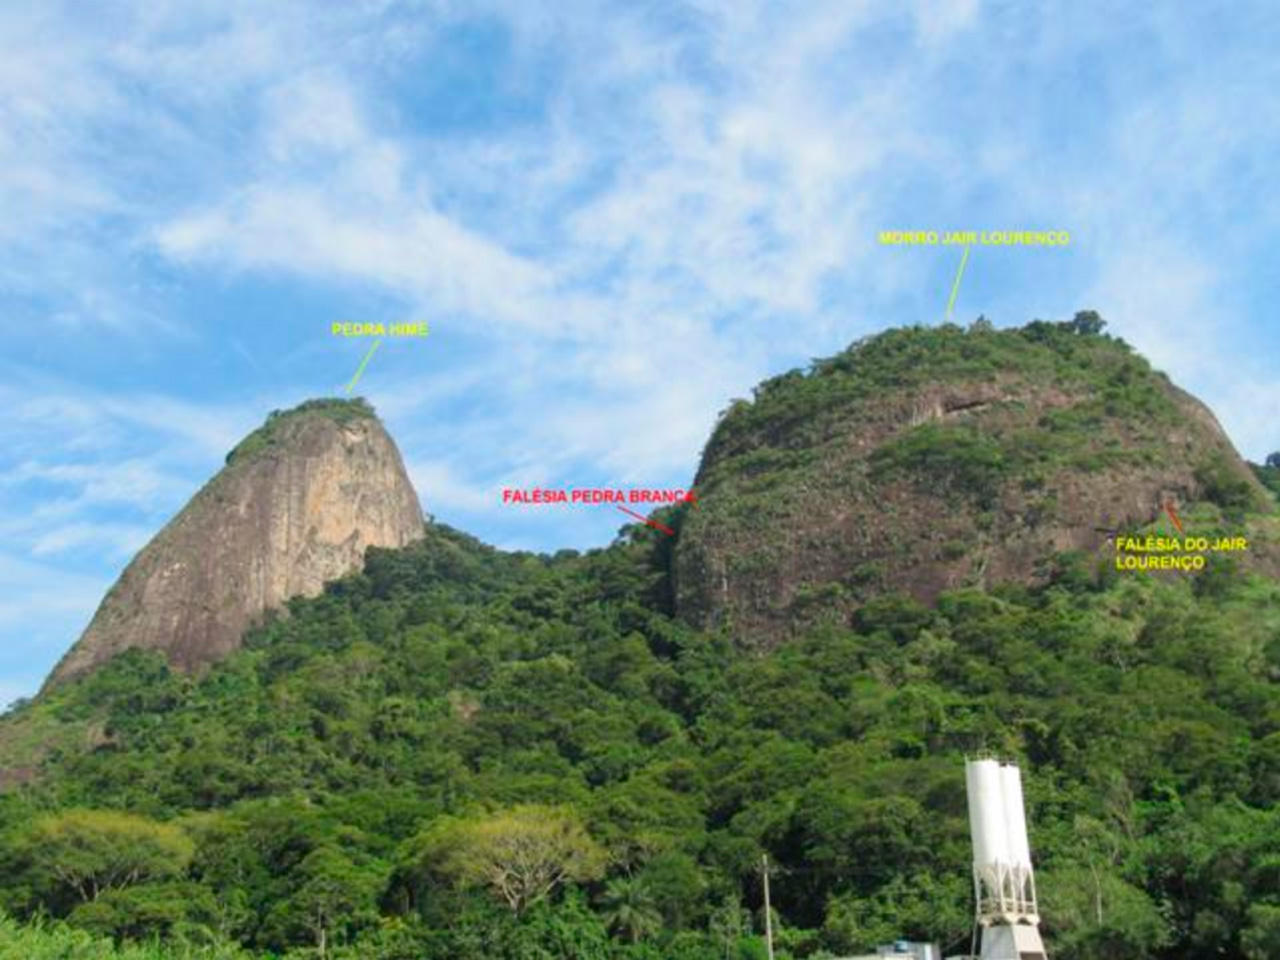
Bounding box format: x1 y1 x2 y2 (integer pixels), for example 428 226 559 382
1039 867 1170 959
5 809 193 912
67 882 220 942
702 317 1162 475
687 319 1187 644
224 398 376 465
870 423 1006 507
1243 903 1280 960
1067 309 1107 336
1197 451 1260 517
262 843 385 956
822 874 970 954
0 503 1277 958
0 914 253 958
1250 457 1280 500
407 805 605 916
6 320 1275 960
599 874 664 943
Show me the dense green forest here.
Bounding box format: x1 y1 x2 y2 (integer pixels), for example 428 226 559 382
2 510 1279 958
2 323 1278 959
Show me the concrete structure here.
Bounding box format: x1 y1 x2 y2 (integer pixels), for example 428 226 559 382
964 759 1049 960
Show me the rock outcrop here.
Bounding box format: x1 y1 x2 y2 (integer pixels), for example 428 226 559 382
673 321 1272 650
45 398 424 685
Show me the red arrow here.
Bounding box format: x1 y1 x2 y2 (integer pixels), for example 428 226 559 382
616 505 675 536
1163 500 1184 534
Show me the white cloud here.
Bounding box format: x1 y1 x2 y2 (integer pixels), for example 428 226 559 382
1214 379 1280 462
263 73 366 160
146 0 1279 489
0 379 254 461
1081 242 1219 375
0 552 106 635
406 460 494 514
0 552 110 705
163 185 561 332
30 522 153 560
0 376 277 586
0 458 191 509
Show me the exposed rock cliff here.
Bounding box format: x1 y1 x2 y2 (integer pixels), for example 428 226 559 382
673 320 1272 650
46 398 424 685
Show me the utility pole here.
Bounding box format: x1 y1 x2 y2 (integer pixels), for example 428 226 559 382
762 853 775 960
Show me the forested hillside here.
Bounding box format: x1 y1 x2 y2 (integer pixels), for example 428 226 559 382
2 514 1279 959
675 319 1274 646
2 323 1279 960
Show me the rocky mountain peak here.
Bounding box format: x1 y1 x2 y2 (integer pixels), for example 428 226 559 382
673 321 1271 649
45 398 424 686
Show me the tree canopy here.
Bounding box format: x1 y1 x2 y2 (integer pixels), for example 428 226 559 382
1 328 1278 960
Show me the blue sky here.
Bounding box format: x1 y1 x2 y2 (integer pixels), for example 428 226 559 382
2 0 1278 705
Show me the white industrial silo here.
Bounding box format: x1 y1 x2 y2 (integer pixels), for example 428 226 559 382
1000 764 1037 919
964 759 1010 913
964 759 1048 960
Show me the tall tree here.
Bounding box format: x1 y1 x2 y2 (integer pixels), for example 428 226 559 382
15 810 192 908
599 874 663 943
266 845 385 959
414 805 605 915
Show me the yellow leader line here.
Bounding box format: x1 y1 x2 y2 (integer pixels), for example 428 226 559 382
944 243 972 322
345 339 382 394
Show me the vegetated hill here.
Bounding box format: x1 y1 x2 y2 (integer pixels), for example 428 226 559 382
0 321 1277 959
673 316 1274 650
46 398 424 687
1 522 1278 956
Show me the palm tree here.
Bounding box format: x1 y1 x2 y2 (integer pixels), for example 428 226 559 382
599 875 663 944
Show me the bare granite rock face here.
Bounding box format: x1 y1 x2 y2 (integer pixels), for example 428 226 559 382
45 399 424 686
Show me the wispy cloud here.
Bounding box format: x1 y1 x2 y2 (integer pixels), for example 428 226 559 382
0 552 107 646
0 551 109 707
